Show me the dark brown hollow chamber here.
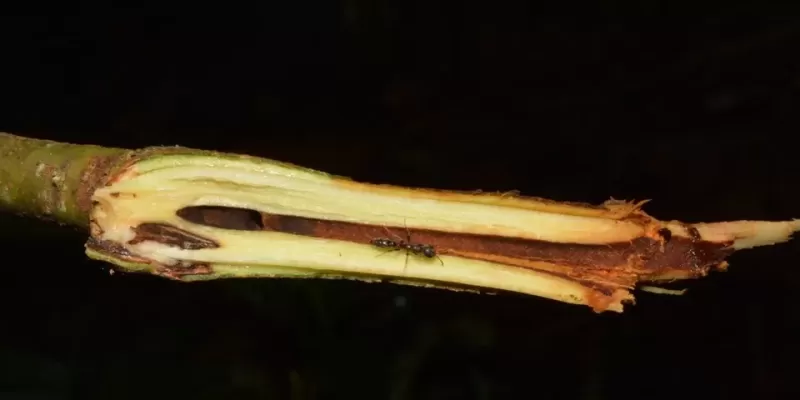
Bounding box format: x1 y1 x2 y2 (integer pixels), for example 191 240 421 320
173 207 732 276
176 206 265 231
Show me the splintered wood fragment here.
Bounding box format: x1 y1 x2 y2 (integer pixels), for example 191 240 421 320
639 286 687 295
1 132 797 313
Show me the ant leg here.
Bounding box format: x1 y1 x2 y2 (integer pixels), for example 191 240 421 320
382 224 404 243
374 248 400 259
375 246 410 274
400 219 412 274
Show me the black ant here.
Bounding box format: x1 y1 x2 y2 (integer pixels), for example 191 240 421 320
370 220 444 271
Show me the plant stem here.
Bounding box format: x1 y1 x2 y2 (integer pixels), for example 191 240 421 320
0 132 127 227
1 131 798 312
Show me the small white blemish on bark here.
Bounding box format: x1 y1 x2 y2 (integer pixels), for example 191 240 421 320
35 162 46 177
51 171 65 187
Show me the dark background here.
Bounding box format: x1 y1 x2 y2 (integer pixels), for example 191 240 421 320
2 5 800 399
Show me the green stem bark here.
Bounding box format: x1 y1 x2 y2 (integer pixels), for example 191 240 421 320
0 132 127 228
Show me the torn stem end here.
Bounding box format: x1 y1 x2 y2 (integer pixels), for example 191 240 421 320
83 146 799 313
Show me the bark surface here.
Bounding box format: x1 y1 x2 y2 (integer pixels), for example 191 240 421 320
0 132 127 227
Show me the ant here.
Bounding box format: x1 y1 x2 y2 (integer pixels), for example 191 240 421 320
370 219 444 272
